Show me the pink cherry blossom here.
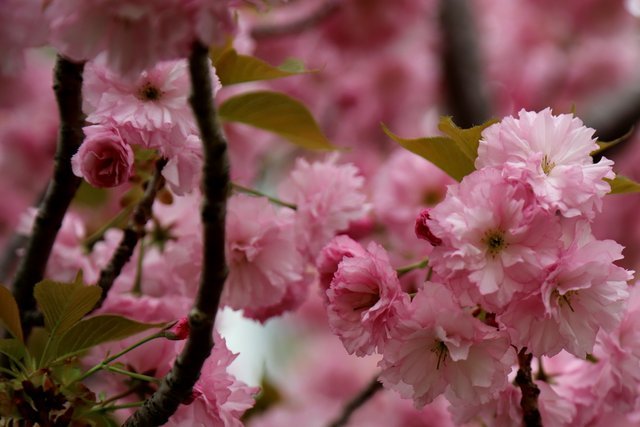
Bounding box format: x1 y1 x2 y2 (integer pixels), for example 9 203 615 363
222 195 305 314
71 124 134 188
476 108 614 219
279 154 370 261
167 333 259 427
162 134 204 196
379 282 515 407
326 241 409 356
0 0 48 76
315 234 367 298
428 167 560 310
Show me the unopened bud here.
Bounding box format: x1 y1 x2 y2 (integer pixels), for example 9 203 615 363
415 208 442 246
165 317 190 340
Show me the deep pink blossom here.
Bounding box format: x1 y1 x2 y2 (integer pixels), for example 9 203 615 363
379 283 515 406
476 108 614 219
71 124 134 188
326 242 409 356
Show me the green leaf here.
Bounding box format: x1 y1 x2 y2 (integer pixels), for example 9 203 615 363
219 91 337 150
214 49 308 86
382 125 475 181
74 181 109 207
33 280 102 337
54 315 165 361
0 338 26 366
607 175 640 194
0 284 23 342
438 116 499 162
27 327 49 366
592 127 634 157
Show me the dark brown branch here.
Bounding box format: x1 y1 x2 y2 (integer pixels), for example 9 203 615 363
515 348 542 427
582 82 640 142
328 376 383 427
94 158 167 309
11 57 85 332
251 0 340 39
124 42 230 426
439 0 492 128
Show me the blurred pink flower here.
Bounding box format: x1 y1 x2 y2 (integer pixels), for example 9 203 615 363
71 124 134 188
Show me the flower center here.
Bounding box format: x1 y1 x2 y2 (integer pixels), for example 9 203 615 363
554 289 578 312
137 82 163 101
541 154 555 175
483 229 507 257
431 340 448 370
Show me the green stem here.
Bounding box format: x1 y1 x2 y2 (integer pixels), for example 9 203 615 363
75 331 166 383
83 205 135 251
94 401 146 413
131 238 146 295
232 183 297 210
396 258 429 277
105 365 160 383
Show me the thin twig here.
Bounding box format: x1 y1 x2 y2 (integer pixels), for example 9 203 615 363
232 182 297 210
328 376 383 427
439 0 492 128
93 158 167 309
11 57 85 335
124 41 230 426
251 0 340 39
515 348 542 427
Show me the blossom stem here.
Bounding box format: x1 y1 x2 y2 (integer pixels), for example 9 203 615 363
105 365 161 383
515 348 542 427
328 376 383 427
93 158 167 310
95 401 146 413
232 182 297 210
11 57 86 337
124 41 231 426
396 258 429 277
82 204 135 251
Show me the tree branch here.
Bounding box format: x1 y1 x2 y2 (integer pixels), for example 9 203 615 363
11 56 85 333
124 42 230 426
515 348 542 427
439 0 492 128
94 158 167 309
328 376 383 427
251 0 340 39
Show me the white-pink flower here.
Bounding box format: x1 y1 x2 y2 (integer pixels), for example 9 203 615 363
379 282 515 407
167 333 258 426
280 155 370 261
476 108 614 219
326 241 409 356
222 195 305 314
428 167 560 310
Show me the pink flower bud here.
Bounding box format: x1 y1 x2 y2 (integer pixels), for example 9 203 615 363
71 124 134 188
415 208 442 246
165 317 190 340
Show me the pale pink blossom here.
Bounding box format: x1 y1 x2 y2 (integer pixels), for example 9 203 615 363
326 241 409 356
162 134 204 196
428 167 560 310
242 270 313 323
315 235 367 298
0 0 48 76
279 155 370 261
222 195 305 313
71 124 134 188
476 108 614 219
379 282 515 406
501 221 631 357
45 0 236 76
167 333 258 427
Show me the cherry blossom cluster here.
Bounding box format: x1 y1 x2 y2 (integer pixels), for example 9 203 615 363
317 108 635 423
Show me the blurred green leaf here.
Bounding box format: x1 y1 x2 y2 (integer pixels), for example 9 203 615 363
607 175 640 194
0 339 26 366
27 327 48 366
74 181 109 207
438 116 499 162
0 285 23 342
33 280 101 337
54 316 165 361
382 125 475 181
214 49 308 86
219 91 337 150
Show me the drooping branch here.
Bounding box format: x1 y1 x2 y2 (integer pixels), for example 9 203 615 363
439 0 492 128
124 42 230 426
94 158 167 309
515 348 542 427
328 376 383 427
251 0 340 39
12 56 85 332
